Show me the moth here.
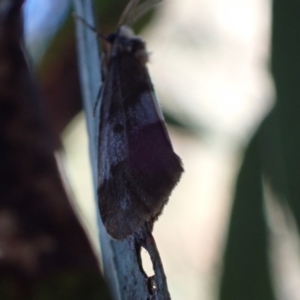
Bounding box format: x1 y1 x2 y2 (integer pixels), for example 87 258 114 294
97 0 183 239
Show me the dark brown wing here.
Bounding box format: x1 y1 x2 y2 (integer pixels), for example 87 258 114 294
97 49 183 239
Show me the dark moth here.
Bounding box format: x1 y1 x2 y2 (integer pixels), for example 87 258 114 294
98 14 183 240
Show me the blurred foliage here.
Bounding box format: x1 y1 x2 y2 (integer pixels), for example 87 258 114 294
220 0 300 299
0 272 111 300
219 128 275 300
0 0 110 298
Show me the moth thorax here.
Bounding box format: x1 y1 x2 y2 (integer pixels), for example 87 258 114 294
118 25 136 39
116 25 149 65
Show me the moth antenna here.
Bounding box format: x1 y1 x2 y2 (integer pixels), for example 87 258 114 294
118 0 141 27
118 0 162 27
73 13 108 42
126 0 162 26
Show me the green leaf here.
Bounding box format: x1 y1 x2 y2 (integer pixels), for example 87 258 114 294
72 1 171 299
219 132 275 300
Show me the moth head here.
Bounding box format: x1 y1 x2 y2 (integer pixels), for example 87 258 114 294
107 25 149 65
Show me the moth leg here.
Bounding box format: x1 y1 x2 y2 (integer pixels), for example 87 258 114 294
93 84 103 117
73 13 98 32
73 13 107 41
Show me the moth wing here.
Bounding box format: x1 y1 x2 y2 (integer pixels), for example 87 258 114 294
98 60 148 239
98 53 183 239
